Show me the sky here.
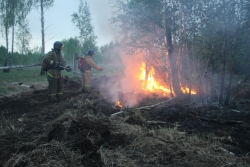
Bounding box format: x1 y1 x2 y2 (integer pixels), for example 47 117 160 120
0 0 116 53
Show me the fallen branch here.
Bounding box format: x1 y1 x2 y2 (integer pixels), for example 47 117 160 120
147 121 169 124
111 111 124 117
195 116 245 124
133 98 174 110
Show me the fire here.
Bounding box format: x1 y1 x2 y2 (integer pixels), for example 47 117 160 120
181 86 197 95
139 61 196 95
116 101 123 108
139 62 171 93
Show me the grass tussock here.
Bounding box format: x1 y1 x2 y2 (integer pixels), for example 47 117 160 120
101 113 250 167
4 140 83 167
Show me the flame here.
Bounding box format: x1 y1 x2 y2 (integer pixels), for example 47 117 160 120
181 86 197 95
139 62 171 93
139 61 196 95
116 101 123 108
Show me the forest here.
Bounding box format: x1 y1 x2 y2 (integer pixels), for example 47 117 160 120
0 0 250 166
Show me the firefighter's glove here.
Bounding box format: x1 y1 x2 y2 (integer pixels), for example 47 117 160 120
65 65 72 72
98 66 104 71
58 66 65 71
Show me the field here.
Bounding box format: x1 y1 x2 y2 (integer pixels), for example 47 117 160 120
0 67 249 167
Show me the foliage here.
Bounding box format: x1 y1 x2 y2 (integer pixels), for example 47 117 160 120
100 41 122 65
71 0 102 64
0 45 41 66
15 19 32 55
0 0 33 68
33 0 54 9
111 0 250 103
71 0 97 45
61 37 81 65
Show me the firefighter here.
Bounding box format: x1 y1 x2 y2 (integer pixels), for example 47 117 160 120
43 41 72 102
81 50 103 93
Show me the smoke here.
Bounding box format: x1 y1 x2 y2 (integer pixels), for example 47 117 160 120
88 0 118 46
96 49 146 107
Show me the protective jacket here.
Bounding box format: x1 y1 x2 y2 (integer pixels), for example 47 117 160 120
81 56 100 92
43 49 66 78
85 56 100 71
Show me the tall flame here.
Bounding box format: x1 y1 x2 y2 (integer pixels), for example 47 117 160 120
139 62 171 94
139 62 196 95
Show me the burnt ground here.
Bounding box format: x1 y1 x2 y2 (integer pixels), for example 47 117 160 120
0 75 249 167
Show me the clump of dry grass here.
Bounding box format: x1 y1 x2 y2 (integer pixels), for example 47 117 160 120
101 116 250 167
4 140 83 167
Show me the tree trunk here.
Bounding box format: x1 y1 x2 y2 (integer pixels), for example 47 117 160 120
219 33 226 106
224 65 233 106
40 0 46 75
3 26 10 73
210 55 217 101
224 33 236 106
11 23 15 67
165 8 182 97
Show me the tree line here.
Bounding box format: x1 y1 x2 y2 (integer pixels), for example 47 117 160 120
0 0 120 74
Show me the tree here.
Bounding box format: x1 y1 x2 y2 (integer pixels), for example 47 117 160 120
111 0 250 102
111 0 183 96
16 19 32 64
0 0 13 72
71 0 97 54
0 0 32 71
11 0 33 65
61 37 81 64
33 0 55 75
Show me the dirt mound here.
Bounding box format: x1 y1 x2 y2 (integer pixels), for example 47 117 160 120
0 75 249 166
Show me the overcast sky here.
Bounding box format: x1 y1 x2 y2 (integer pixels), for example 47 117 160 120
0 0 116 53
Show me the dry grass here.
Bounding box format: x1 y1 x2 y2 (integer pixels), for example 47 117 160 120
4 140 83 167
1 88 249 167
100 113 250 167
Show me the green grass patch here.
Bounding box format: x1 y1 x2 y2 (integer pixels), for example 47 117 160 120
0 66 47 96
0 64 123 96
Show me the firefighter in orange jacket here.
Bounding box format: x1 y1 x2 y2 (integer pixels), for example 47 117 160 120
81 50 103 93
43 41 72 102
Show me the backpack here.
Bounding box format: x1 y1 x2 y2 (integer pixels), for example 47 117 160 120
42 61 50 71
42 51 56 71
78 57 87 72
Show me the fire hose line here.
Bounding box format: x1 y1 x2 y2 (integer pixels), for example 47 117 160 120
0 64 42 70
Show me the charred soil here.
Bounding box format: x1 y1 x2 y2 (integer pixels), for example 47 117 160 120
0 76 249 167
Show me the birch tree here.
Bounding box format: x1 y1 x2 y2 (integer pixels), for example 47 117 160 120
16 19 32 64
10 0 33 66
0 0 32 71
33 0 54 75
0 0 12 72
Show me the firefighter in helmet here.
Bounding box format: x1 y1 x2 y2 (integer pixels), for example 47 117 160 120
43 41 72 102
80 50 103 93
